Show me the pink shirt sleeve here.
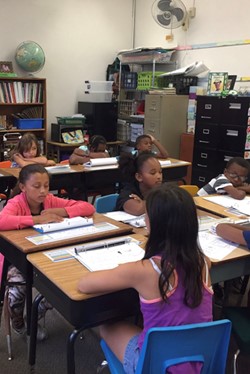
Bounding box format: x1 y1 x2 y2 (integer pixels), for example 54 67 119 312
44 194 95 217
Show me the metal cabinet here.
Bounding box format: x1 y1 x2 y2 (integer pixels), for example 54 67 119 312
144 94 188 159
192 96 250 187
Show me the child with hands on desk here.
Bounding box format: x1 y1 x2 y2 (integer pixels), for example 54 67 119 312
115 152 163 216
0 164 95 339
197 157 250 200
78 184 213 374
11 133 56 168
69 135 109 165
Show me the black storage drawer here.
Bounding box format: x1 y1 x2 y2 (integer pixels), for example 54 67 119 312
191 167 215 188
221 97 250 125
196 96 221 124
217 150 245 170
194 123 219 148
193 147 218 170
219 124 247 152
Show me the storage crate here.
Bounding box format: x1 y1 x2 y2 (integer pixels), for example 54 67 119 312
84 81 113 92
137 72 165 90
117 120 131 141
121 72 138 89
119 100 134 117
14 118 43 129
82 91 113 102
157 75 198 95
56 116 86 125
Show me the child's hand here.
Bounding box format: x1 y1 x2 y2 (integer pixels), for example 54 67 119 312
34 213 64 224
129 194 143 203
46 159 56 166
146 134 156 143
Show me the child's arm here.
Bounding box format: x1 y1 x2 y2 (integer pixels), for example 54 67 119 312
13 153 51 167
88 151 110 158
69 148 90 165
216 223 247 246
223 185 246 200
148 134 169 159
123 194 146 216
237 183 250 194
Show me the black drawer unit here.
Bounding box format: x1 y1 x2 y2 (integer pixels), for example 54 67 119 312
192 96 250 188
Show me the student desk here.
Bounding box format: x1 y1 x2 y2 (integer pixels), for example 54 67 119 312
26 222 250 374
194 195 249 219
0 214 133 338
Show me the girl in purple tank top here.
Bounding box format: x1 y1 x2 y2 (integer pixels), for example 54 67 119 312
78 184 213 373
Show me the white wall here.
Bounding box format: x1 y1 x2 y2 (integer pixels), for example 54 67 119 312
0 0 133 132
1 0 250 138
135 0 250 79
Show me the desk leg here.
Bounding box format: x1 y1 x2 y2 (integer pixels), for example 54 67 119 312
67 327 87 374
26 265 34 338
29 293 43 369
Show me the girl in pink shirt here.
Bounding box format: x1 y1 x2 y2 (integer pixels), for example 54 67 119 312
0 164 95 339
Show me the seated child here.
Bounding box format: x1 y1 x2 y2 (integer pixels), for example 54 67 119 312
69 135 109 165
133 134 169 159
11 133 56 167
197 157 250 200
116 152 162 216
0 164 95 339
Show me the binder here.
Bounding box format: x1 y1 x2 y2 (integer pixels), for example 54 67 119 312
33 216 93 234
73 236 144 271
83 157 118 168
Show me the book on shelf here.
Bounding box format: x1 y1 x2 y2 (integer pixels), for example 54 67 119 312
84 157 118 168
33 216 93 234
72 236 144 271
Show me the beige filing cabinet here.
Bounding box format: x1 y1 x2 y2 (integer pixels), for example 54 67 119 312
144 95 188 159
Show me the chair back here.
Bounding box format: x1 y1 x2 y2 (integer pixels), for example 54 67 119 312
100 320 231 374
180 184 199 196
0 160 11 168
95 194 119 213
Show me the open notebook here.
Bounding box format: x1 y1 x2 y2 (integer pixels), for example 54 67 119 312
72 236 144 271
33 216 93 234
203 195 250 216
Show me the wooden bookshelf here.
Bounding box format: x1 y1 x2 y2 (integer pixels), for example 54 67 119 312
0 77 47 160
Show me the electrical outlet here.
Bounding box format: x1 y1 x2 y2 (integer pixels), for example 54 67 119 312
188 7 196 18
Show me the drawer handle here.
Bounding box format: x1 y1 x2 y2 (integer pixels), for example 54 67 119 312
201 153 208 159
197 164 207 168
149 107 156 111
224 156 232 162
201 116 212 119
199 177 206 182
226 130 238 137
199 140 209 144
203 129 210 135
205 104 212 110
229 103 241 110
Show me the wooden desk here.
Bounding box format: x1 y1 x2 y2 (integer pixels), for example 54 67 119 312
0 214 133 337
26 228 250 374
194 195 249 219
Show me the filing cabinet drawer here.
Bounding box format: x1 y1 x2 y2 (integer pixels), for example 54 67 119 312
191 167 215 188
193 147 218 170
217 150 244 170
144 118 160 138
194 123 219 148
196 96 221 124
219 125 247 152
145 95 162 119
221 97 250 125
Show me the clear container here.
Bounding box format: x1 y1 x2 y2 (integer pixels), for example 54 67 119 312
82 91 113 102
84 81 113 92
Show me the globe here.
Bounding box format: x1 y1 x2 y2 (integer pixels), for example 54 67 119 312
15 41 45 74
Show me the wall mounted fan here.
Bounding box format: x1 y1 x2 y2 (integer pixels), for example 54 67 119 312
151 0 188 30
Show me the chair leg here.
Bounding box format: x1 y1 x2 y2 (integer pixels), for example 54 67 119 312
3 288 12 360
233 349 240 374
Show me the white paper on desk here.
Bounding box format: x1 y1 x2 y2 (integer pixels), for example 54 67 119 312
159 159 171 167
26 222 118 245
204 195 250 216
45 165 74 173
84 157 118 168
104 212 146 227
33 216 93 233
198 231 238 260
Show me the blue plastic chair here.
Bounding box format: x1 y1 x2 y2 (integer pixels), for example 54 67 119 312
100 320 231 374
95 194 119 213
